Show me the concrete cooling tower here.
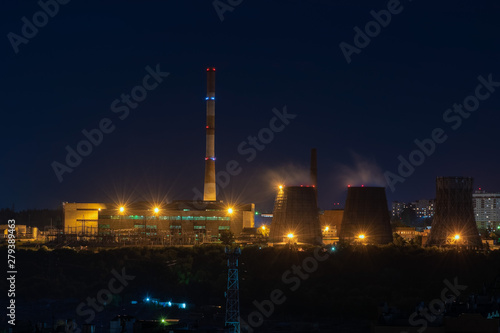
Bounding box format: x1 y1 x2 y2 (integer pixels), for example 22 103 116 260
269 186 322 245
339 186 393 244
426 177 482 248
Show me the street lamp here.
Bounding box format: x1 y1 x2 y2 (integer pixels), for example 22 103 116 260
119 206 125 213
227 208 234 214
358 234 365 240
260 225 269 237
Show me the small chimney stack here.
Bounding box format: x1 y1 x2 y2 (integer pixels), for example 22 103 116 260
310 148 317 188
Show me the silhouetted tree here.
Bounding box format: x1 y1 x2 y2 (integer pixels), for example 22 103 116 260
219 230 234 245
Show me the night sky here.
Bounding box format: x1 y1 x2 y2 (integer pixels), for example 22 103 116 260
1 0 499 212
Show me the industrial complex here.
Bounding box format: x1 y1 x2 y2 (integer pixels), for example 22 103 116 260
55 68 490 250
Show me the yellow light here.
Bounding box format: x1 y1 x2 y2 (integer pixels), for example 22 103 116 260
358 234 365 239
119 207 124 213
228 208 234 214
325 226 329 232
154 207 159 213
287 233 294 239
279 185 283 190
261 226 266 230
454 234 460 240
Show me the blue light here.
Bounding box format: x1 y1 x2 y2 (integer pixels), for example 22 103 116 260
181 303 186 309
146 297 150 302
331 247 336 251
168 301 172 307
210 97 215 100
211 157 216 161
205 97 209 100
131 301 138 304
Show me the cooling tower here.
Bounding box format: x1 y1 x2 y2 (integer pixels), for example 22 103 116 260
269 186 322 245
339 186 393 244
426 177 482 247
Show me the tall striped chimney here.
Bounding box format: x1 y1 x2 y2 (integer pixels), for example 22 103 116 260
204 67 217 201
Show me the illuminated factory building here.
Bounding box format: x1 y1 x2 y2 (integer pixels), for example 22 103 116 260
63 201 254 244
63 67 255 244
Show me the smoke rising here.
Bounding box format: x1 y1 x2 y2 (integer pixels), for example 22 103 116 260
263 163 313 187
335 153 386 187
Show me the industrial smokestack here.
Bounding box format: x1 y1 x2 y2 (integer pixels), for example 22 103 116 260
310 148 317 188
204 67 216 201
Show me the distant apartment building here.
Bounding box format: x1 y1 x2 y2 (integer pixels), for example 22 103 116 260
414 199 435 218
391 201 406 218
391 200 434 218
473 190 500 230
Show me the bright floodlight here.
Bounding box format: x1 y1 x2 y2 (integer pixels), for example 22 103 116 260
261 226 266 230
279 185 283 190
119 206 124 213
228 208 234 214
358 234 365 239
287 233 294 239
454 234 460 240
325 226 329 232
154 207 159 213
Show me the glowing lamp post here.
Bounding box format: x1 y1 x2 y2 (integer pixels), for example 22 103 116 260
454 234 461 249
358 234 366 244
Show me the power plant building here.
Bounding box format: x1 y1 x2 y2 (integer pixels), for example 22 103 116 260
319 209 344 244
64 201 254 244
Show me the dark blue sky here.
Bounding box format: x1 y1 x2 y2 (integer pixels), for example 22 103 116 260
1 0 499 212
